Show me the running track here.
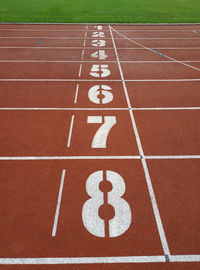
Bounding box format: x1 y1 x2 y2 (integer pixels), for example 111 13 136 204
0 24 200 269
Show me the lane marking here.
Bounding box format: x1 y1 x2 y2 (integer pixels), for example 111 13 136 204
0 37 199 40
0 79 200 82
1 107 200 111
1 155 200 160
0 108 128 110
0 60 200 63
133 107 200 110
74 84 79 103
111 27 200 72
78 63 82 77
0 46 200 49
0 156 141 160
1 28 200 31
52 169 66 237
146 155 200 159
0 255 200 264
109 25 170 256
67 115 74 147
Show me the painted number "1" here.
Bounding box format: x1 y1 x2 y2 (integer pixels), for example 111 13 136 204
82 170 132 237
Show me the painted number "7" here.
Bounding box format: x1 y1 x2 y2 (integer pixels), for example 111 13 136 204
87 116 116 148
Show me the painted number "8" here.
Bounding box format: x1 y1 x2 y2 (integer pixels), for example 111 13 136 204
82 170 132 238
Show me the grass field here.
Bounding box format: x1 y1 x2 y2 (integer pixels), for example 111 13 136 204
0 0 200 23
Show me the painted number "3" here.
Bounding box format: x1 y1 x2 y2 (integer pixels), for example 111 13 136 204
82 170 132 238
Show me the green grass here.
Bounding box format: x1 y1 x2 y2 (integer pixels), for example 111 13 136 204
0 0 200 23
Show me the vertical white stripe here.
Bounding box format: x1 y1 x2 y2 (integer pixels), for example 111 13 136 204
74 84 79 103
109 25 170 256
67 115 75 147
78 63 82 77
52 169 66 236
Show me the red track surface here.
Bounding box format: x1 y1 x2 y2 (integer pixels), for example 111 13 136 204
0 23 200 269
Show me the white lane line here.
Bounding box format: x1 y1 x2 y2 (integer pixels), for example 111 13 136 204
170 255 200 262
0 60 200 63
0 156 141 160
146 155 200 159
109 24 170 257
0 79 200 82
1 28 200 32
67 115 74 147
0 256 166 264
111 27 200 72
0 37 199 40
0 79 122 82
81 50 85 59
0 108 128 110
80 26 87 75
1 46 200 49
133 107 200 110
112 29 200 32
78 63 82 77
1 155 200 161
125 79 200 82
0 254 200 264
1 107 200 111
74 84 79 103
52 169 66 237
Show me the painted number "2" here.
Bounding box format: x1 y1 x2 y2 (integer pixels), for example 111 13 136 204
82 170 132 237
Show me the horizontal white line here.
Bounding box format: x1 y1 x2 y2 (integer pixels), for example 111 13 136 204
1 28 200 32
133 107 200 110
0 37 199 40
0 46 200 50
1 155 200 160
0 107 200 111
0 46 114 49
115 29 200 32
0 79 200 82
0 60 200 63
0 256 166 264
170 255 200 262
0 156 141 160
146 155 200 159
0 254 200 264
125 79 200 82
0 79 122 82
0 108 128 110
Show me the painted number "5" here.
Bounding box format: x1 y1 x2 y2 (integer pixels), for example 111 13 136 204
90 64 110 78
82 170 132 237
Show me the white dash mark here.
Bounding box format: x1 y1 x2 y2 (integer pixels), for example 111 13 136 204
67 115 75 147
78 64 82 77
52 169 66 237
81 50 85 59
74 84 79 103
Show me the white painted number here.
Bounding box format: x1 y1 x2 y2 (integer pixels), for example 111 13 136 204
87 116 116 148
88 85 113 104
91 50 108 60
91 40 106 47
90 64 110 78
82 170 132 237
92 31 105 38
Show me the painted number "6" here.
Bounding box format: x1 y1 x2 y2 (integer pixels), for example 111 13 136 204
88 85 113 104
82 170 132 238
